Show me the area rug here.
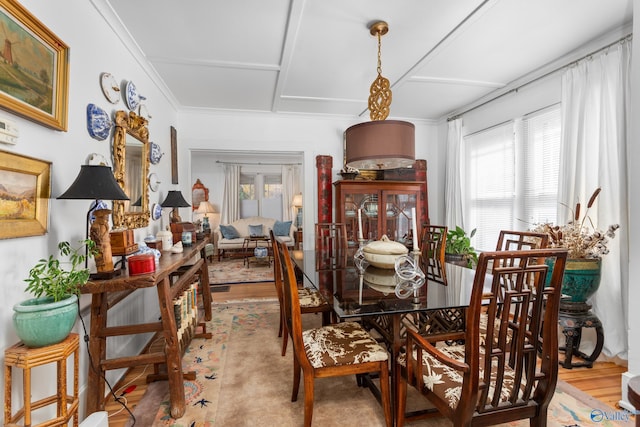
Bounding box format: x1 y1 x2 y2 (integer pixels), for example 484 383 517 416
208 259 274 285
131 301 628 427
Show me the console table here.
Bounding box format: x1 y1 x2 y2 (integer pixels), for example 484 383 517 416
81 237 212 419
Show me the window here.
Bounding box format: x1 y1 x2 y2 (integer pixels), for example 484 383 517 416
463 106 560 251
239 173 255 200
239 172 283 219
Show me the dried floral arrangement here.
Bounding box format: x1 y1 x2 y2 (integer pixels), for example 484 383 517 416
530 188 619 259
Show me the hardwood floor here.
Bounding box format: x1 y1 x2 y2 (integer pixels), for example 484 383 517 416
104 281 627 426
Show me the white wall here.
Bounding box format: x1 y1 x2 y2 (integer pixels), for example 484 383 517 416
622 0 640 410
179 110 443 248
0 1 180 422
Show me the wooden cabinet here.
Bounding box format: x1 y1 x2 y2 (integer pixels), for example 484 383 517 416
334 180 428 247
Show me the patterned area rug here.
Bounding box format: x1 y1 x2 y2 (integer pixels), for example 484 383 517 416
208 259 274 285
132 302 627 426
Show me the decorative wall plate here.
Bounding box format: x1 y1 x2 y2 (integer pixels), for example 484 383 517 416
100 72 120 104
125 80 146 110
152 203 162 221
148 172 160 192
138 104 152 120
149 142 163 164
86 103 113 141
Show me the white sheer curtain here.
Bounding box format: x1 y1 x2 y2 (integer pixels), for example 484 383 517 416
281 165 301 222
559 40 631 358
222 164 240 224
445 118 464 230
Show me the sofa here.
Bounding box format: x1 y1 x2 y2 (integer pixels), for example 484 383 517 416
213 216 297 260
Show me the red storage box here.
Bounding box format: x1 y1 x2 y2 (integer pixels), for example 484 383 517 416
128 254 156 275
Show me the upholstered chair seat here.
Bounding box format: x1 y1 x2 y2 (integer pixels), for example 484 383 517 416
303 321 389 368
398 343 523 410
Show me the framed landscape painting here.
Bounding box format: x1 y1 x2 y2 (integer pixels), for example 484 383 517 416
0 150 51 239
0 0 69 130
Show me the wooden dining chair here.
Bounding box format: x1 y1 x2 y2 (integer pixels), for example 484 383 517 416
275 239 392 427
314 223 348 253
495 230 549 252
420 224 448 285
396 248 568 427
270 230 332 357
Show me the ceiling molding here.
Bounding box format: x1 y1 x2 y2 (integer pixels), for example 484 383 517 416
272 0 307 113
445 22 634 120
89 0 181 109
146 56 280 71
408 76 505 88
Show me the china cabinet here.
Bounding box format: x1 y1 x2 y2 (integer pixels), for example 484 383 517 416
334 180 428 247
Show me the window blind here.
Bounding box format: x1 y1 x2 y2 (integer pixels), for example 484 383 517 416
463 105 560 251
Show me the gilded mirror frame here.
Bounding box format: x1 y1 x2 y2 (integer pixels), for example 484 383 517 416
112 110 150 229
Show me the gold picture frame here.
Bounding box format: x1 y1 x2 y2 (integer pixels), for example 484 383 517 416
0 0 69 130
0 150 51 239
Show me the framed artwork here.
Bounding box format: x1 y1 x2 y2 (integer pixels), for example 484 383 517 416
191 179 208 211
0 150 51 239
0 0 69 131
170 125 178 184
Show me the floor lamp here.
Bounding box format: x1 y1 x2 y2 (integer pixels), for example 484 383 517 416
57 165 129 277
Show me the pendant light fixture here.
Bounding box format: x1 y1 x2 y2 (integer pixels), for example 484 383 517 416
345 21 415 170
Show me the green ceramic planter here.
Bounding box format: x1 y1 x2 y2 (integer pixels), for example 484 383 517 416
13 294 78 348
546 258 601 303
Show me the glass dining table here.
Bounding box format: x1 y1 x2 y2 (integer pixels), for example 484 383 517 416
290 247 492 423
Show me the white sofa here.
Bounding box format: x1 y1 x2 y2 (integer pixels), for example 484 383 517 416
213 216 297 260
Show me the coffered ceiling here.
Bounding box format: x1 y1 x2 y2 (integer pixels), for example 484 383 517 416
104 0 632 121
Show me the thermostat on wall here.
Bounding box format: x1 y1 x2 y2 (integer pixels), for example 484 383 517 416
0 117 19 145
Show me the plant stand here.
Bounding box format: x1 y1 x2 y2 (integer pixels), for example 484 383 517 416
4 333 79 426
558 300 604 369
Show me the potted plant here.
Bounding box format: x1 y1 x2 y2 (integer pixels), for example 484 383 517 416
530 188 619 303
445 226 478 268
13 239 97 347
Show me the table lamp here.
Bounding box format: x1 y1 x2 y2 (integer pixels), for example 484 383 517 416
292 193 303 229
57 165 129 276
196 200 217 233
161 190 191 223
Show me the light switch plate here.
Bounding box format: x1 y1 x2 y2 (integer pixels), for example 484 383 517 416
0 117 19 144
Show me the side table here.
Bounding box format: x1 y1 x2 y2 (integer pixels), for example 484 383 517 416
4 333 80 426
558 301 604 369
243 236 272 267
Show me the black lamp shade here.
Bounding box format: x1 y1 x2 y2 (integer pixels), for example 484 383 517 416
58 165 129 201
161 190 191 208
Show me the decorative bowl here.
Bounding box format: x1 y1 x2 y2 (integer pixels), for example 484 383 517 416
362 235 408 269
339 172 359 180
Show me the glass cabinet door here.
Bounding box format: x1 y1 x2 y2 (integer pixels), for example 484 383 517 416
382 191 416 246
335 180 424 249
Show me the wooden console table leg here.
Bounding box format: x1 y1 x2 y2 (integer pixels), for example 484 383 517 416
86 293 108 413
157 277 186 419
198 250 213 321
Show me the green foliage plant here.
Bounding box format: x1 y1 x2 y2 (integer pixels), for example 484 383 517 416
24 239 97 302
445 226 479 268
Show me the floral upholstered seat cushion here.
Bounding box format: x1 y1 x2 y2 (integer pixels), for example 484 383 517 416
398 343 521 409
303 322 388 369
298 288 327 308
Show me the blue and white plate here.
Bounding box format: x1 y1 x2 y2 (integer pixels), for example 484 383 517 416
149 142 163 164
152 203 162 221
125 81 146 111
86 103 113 141
89 199 109 223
